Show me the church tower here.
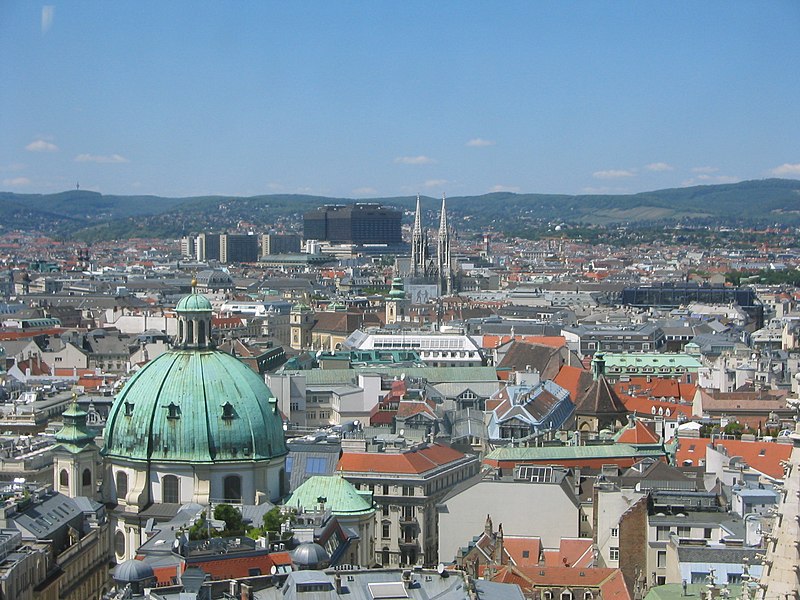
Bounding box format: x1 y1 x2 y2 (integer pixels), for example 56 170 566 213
437 194 453 295
290 302 314 350
385 277 408 324
53 395 100 499
411 194 428 277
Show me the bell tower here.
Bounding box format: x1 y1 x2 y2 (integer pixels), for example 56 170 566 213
52 394 100 499
386 277 408 324
290 303 314 350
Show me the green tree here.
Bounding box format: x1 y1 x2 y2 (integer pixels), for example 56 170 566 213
723 422 744 438
188 514 213 540
262 507 285 534
214 504 245 536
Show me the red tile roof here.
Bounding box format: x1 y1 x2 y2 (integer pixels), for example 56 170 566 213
553 365 593 402
675 437 791 479
483 335 567 349
503 537 542 568
615 420 661 445
337 443 468 475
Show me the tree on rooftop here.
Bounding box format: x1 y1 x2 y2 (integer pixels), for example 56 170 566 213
214 503 245 536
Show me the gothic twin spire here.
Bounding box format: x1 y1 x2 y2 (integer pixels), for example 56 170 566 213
412 193 449 239
411 193 453 294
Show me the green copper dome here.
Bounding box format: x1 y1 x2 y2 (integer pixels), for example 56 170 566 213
286 475 374 516
103 349 287 464
176 293 213 313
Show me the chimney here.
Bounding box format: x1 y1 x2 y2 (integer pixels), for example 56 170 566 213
402 570 412 589
484 514 493 536
495 524 505 565
334 573 342 594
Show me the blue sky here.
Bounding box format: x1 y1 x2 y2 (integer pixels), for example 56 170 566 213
1 2 799 198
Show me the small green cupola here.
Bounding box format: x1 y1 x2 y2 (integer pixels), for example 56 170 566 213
388 277 405 299
591 352 606 380
55 395 96 452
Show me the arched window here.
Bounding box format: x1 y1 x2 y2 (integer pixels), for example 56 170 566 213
198 320 206 345
279 468 286 497
82 468 92 487
187 321 194 345
584 592 594 600
116 471 128 500
162 475 179 504
59 469 69 488
114 531 126 557
178 321 183 343
224 475 242 503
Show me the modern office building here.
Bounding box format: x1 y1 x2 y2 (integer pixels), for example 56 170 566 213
219 233 259 263
303 204 402 245
195 233 221 262
260 233 302 256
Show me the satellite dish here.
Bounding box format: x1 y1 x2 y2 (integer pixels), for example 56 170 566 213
270 565 278 575
437 563 445 575
401 372 406 380
399 428 405 437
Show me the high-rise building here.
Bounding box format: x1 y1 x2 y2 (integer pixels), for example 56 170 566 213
260 233 301 256
180 235 197 258
219 233 259 263
303 204 402 245
195 233 221 262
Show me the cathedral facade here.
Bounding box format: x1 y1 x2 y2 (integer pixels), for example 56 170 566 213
409 194 455 297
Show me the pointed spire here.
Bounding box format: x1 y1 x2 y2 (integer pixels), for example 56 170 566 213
413 194 423 234
438 193 448 238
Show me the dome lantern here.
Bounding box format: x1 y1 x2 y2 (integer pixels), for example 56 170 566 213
175 291 214 349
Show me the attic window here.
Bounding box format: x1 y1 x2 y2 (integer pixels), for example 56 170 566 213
221 402 235 420
166 402 181 419
124 401 134 416
522 550 530 558
758 449 766 456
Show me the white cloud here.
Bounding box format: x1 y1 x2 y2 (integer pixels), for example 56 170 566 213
645 162 674 172
771 163 800 176
41 6 54 34
74 153 129 163
394 155 435 165
691 166 718 174
423 179 448 188
489 184 519 193
3 177 31 186
681 174 740 186
26 139 58 152
581 186 630 194
467 138 495 147
353 186 377 195
592 169 635 179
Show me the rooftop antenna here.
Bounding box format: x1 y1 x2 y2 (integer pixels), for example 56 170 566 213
76 181 80 190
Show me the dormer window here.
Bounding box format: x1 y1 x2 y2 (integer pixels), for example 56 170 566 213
124 401 134 416
221 401 235 420
166 402 181 419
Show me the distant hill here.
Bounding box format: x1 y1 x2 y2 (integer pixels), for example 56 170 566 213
1 178 799 241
